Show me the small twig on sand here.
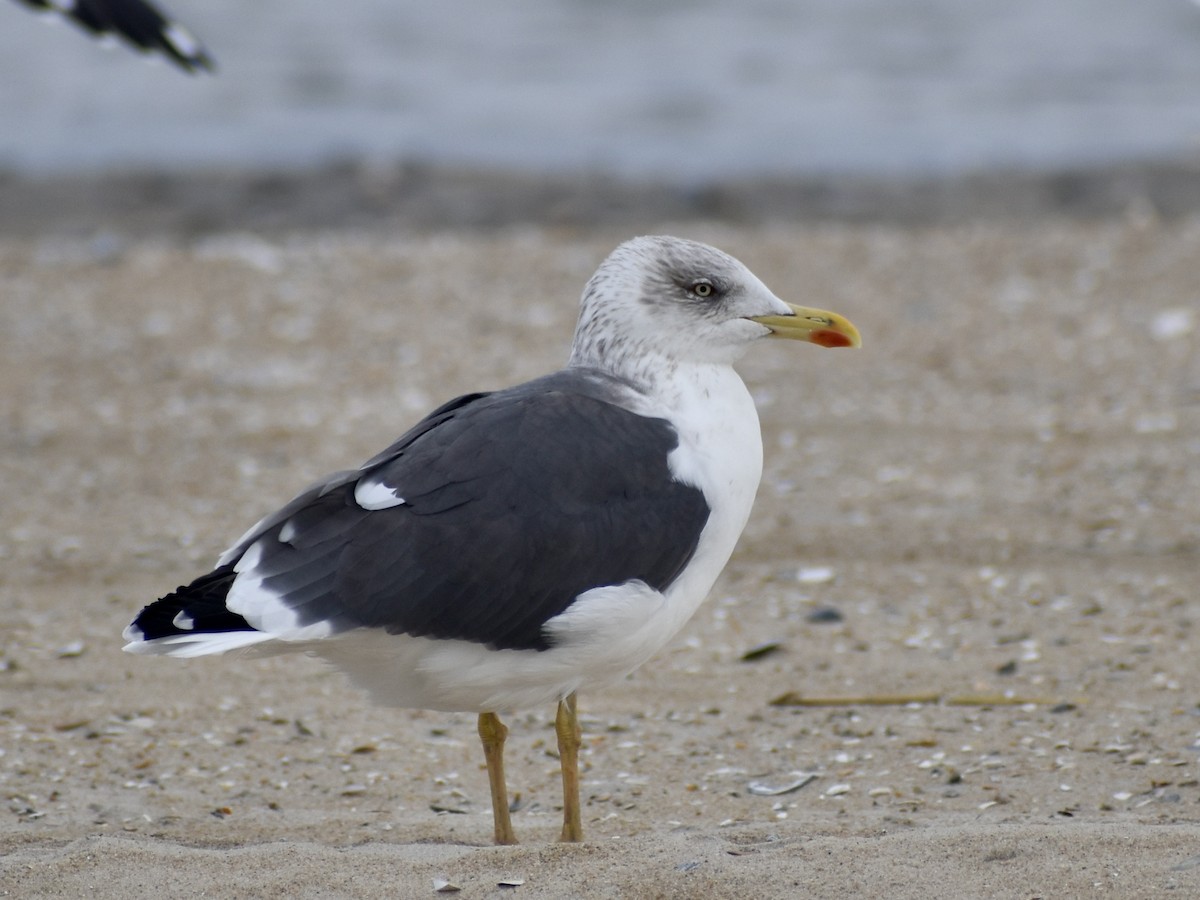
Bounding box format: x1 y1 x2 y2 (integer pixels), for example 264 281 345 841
769 692 1068 708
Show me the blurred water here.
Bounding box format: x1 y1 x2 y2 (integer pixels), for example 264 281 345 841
2 0 1200 180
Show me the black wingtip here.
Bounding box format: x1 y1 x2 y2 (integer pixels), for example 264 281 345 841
129 566 252 641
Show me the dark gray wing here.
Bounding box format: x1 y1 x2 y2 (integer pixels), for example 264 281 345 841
16 0 212 71
234 374 711 652
214 391 493 569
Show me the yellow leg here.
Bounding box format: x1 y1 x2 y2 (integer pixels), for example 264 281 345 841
555 692 583 842
477 711 517 845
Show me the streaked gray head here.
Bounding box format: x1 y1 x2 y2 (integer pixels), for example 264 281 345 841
567 236 793 376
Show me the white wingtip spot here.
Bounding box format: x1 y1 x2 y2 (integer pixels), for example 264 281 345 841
354 478 406 511
163 23 203 59
172 611 195 631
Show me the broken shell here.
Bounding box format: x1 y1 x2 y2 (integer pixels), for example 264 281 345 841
747 772 817 796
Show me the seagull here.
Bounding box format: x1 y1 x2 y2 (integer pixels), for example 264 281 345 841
14 0 212 72
123 235 861 844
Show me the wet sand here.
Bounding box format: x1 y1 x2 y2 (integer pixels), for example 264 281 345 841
2 207 1198 897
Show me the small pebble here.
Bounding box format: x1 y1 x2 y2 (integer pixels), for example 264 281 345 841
806 607 843 624
55 640 86 658
797 566 835 584
740 641 783 662
1150 308 1195 341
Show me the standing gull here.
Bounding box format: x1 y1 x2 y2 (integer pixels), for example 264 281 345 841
123 235 861 844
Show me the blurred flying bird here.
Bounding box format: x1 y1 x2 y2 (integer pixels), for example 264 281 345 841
13 0 212 72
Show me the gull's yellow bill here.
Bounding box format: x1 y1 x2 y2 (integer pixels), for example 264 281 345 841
751 304 862 349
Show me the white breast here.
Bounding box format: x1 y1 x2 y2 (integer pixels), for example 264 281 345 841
649 362 764 633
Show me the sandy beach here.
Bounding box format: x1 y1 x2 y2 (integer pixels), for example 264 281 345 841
2 199 1199 897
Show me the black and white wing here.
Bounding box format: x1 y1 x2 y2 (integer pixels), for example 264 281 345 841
15 0 212 72
125 374 712 655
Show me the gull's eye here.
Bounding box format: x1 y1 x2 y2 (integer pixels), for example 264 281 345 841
691 280 715 298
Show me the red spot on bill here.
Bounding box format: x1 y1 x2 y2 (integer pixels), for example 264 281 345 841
810 329 855 348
